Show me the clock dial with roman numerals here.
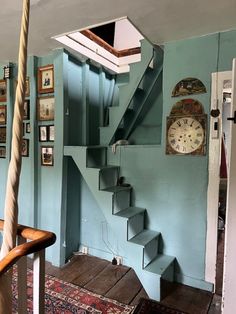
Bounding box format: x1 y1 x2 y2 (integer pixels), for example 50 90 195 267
166 115 206 155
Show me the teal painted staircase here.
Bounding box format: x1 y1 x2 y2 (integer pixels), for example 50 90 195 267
64 145 175 301
100 39 163 145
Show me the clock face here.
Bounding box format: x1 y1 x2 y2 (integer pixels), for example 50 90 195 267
167 117 205 154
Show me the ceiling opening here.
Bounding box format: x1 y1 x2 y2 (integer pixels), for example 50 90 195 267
53 17 144 74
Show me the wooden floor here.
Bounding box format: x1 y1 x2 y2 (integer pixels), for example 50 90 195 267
35 254 221 313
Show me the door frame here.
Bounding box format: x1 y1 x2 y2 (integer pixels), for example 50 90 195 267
205 70 232 285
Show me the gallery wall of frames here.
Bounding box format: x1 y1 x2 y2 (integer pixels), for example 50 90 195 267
0 49 115 266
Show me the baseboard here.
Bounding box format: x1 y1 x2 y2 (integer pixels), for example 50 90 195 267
175 273 214 292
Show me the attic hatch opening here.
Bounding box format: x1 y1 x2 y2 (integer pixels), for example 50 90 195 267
53 17 144 74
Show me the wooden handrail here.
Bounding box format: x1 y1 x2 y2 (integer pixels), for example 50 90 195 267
0 220 56 275
80 29 141 57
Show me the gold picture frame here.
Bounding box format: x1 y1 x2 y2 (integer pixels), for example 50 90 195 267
38 64 54 94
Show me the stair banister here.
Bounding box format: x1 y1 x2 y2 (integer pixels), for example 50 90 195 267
0 220 56 313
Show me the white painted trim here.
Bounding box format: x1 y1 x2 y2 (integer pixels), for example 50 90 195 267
55 35 130 74
33 250 45 314
222 59 236 314
205 71 232 285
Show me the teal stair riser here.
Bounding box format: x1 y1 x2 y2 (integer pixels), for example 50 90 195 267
99 168 119 190
127 213 144 240
113 190 131 214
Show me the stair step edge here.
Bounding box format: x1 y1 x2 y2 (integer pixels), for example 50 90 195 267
88 165 119 170
129 230 160 246
115 206 146 218
101 186 132 193
144 254 175 276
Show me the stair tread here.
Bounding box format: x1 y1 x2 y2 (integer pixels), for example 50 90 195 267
102 186 131 193
145 254 175 276
115 207 145 218
88 165 118 170
129 230 160 246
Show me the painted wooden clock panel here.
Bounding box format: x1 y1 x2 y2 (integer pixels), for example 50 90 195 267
166 115 207 155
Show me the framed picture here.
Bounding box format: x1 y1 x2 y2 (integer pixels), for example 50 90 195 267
0 105 7 125
37 96 55 121
0 127 6 143
41 146 54 166
48 125 54 142
23 100 30 120
22 123 25 137
25 77 30 97
21 139 29 157
39 125 48 142
26 122 31 133
0 146 6 158
0 80 7 102
38 64 54 94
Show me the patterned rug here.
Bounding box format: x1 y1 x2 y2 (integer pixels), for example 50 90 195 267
133 298 188 314
12 269 134 313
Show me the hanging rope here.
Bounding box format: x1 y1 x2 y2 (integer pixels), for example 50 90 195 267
0 0 30 312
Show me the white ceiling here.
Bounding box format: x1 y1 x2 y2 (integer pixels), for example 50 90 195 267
1 0 236 62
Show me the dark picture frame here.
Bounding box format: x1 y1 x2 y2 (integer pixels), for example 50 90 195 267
41 146 54 166
26 122 31 133
48 125 54 142
0 126 6 143
0 146 6 158
0 105 7 125
39 125 48 142
23 99 30 120
0 80 7 102
38 64 54 94
37 96 55 121
21 139 29 157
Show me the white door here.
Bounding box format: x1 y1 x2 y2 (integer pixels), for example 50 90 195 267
222 58 236 313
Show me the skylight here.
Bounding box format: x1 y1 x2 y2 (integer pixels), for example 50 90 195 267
53 17 143 74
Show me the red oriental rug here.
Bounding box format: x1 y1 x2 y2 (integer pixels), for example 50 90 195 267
12 269 134 313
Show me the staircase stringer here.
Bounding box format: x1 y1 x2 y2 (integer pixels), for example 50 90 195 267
123 48 164 139
99 39 154 145
64 145 175 301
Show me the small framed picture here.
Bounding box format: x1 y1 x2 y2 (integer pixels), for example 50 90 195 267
37 96 55 121
23 100 30 120
0 80 7 102
41 146 54 166
48 125 54 142
25 77 30 97
0 146 6 158
39 125 48 142
22 123 25 136
0 127 6 143
21 139 29 157
38 64 54 94
26 122 31 134
0 105 7 125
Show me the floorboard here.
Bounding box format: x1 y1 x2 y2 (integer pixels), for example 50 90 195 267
84 262 130 295
28 254 220 312
105 269 143 304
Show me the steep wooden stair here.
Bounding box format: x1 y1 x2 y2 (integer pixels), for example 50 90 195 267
64 145 175 301
99 39 163 145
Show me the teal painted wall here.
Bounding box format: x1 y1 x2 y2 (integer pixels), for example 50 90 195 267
0 50 115 266
79 29 236 289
